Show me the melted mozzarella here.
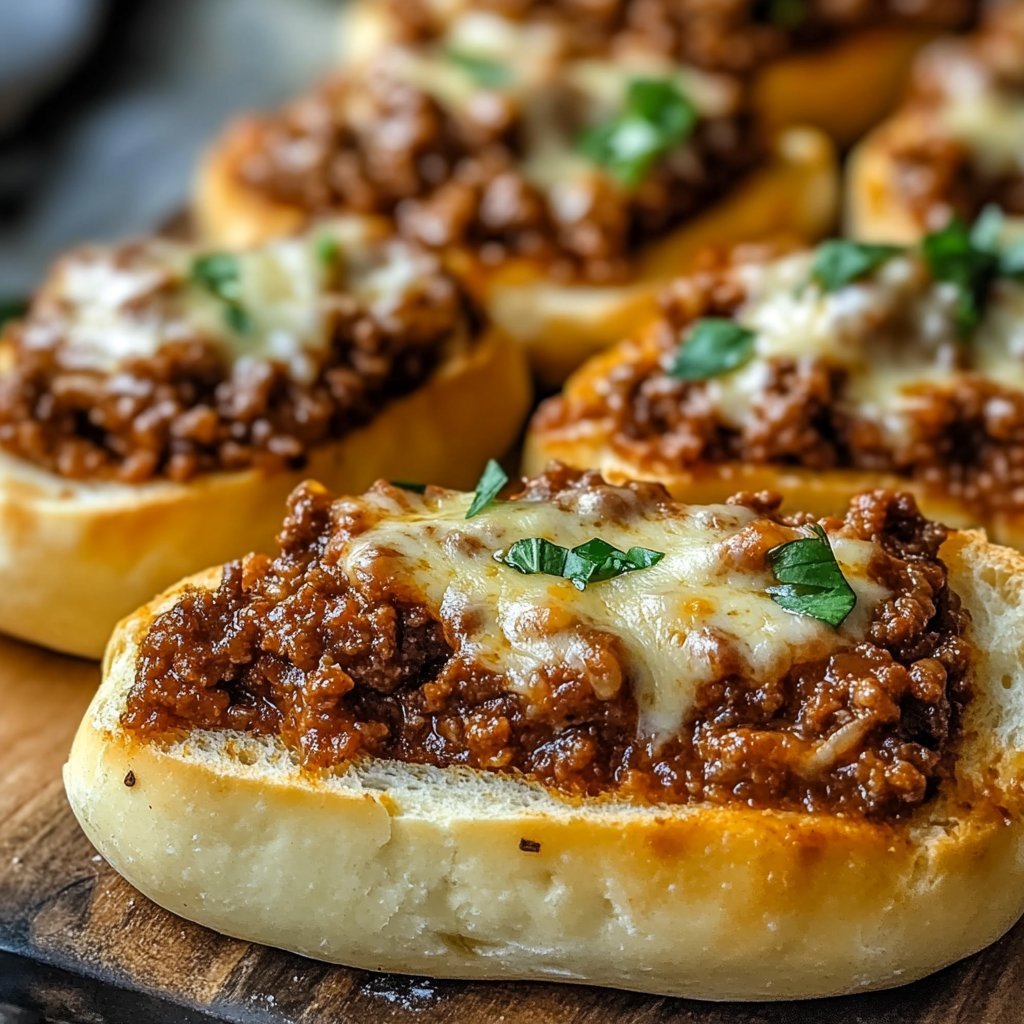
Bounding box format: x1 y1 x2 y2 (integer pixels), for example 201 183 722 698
391 9 739 196
337 489 889 742
34 220 442 382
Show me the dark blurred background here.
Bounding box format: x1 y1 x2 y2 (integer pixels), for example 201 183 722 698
0 0 342 297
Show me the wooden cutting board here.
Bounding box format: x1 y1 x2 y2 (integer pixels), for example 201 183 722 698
0 633 1022 1024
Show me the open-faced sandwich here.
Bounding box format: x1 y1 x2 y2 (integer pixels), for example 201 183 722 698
343 0 981 145
525 211 1024 547
65 466 1024 998
196 3 838 382
0 218 529 658
848 1 1024 243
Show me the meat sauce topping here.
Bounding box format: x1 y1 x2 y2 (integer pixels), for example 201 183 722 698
231 18 758 282
390 0 977 73
535 238 1024 518
888 6 1024 229
0 226 462 483
126 467 972 819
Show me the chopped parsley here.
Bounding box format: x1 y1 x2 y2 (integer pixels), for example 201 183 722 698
466 459 508 519
669 318 756 381
390 480 427 493
810 240 902 292
445 47 511 88
578 78 696 187
921 216 1001 337
190 253 252 335
498 536 664 591
767 523 856 629
316 234 340 268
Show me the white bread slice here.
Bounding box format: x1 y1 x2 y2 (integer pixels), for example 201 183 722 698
65 528 1024 1000
0 329 529 659
196 127 838 386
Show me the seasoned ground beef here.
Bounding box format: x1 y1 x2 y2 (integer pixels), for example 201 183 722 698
125 468 971 818
0 244 461 483
534 255 1024 519
390 0 977 72
232 64 760 282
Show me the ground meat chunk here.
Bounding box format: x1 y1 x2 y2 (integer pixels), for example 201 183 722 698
232 59 762 282
125 469 972 819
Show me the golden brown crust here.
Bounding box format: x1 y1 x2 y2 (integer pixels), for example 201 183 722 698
0 329 530 658
752 26 942 147
63 530 1024 999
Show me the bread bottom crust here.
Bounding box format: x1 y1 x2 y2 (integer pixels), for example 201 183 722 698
0 330 530 658
64 534 1024 1000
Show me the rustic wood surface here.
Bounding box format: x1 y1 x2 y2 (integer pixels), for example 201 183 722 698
0 633 1021 1024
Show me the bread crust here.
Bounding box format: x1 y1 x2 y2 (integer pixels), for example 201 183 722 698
844 113 938 244
195 128 838 386
752 27 940 147
64 530 1024 999
0 329 530 659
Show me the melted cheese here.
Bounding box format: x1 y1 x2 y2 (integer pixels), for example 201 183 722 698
943 92 1024 180
703 242 1024 444
337 488 889 743
386 9 739 197
32 219 444 383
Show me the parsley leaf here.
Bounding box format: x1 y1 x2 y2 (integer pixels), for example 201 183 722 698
767 523 856 629
316 234 340 268
191 253 252 336
466 459 508 518
499 537 664 590
921 217 1000 337
445 47 511 88
810 240 902 292
0 297 28 332
669 318 756 381
578 78 696 187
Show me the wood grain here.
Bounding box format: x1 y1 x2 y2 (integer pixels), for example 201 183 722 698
0 632 1021 1024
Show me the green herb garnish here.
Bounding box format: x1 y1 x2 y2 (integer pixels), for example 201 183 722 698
767 523 856 629
191 253 252 335
810 240 902 292
0 297 28 332
669 318 756 381
390 480 427 493
466 458 508 519
316 234 340 268
445 47 511 88
920 213 1002 337
499 536 664 591
578 78 696 187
